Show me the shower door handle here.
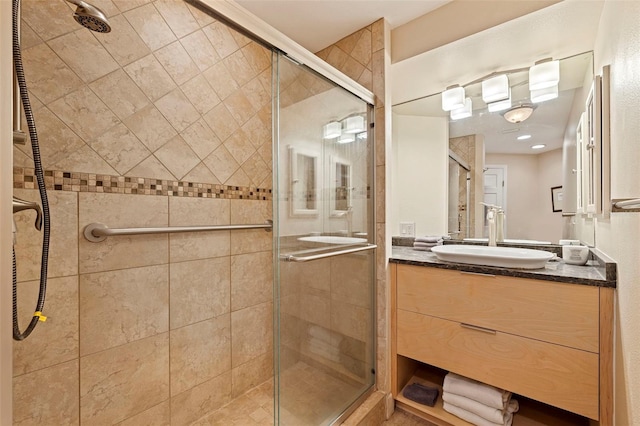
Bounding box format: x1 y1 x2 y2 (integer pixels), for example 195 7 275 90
13 197 43 231
281 244 376 262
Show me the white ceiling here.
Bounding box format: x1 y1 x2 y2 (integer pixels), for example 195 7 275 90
235 0 449 53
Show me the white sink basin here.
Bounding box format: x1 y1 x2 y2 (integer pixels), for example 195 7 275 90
298 236 367 244
463 238 552 245
431 245 555 269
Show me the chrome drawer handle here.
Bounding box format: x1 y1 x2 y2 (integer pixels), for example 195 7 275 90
460 271 496 278
460 323 497 335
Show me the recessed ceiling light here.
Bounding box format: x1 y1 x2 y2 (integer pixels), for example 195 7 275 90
517 134 532 140
531 144 546 150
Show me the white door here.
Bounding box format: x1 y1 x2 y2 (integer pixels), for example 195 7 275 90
483 165 506 236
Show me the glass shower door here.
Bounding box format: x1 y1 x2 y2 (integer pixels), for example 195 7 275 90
273 53 375 425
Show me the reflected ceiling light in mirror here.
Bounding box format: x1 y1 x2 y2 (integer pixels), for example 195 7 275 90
342 115 366 134
482 74 510 103
450 97 473 120
517 134 532 140
442 85 465 111
323 121 341 139
338 133 356 144
531 144 546 150
529 59 560 90
487 89 512 112
531 84 559 103
502 103 536 123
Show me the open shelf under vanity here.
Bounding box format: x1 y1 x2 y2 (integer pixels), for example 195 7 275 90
394 359 590 426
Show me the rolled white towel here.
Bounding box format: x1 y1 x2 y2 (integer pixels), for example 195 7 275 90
415 236 441 243
443 401 513 426
414 241 438 248
443 392 518 424
309 325 332 343
443 373 511 410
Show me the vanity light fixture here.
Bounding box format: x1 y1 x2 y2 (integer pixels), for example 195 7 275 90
487 89 512 112
450 97 473 120
323 121 342 139
529 59 560 91
338 133 356 144
482 74 510 103
502 104 536 124
531 144 546 150
441 85 466 111
342 115 366 134
517 134 532 140
530 84 559 103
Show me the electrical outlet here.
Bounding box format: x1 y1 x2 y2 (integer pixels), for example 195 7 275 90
400 222 415 237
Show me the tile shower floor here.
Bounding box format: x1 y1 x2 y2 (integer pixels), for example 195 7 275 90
192 361 433 426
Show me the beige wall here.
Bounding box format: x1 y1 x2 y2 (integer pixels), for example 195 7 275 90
591 2 640 424
392 114 448 237
486 150 563 244
12 1 273 424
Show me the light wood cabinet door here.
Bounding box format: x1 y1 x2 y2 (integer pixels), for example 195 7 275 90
397 310 599 420
397 265 599 352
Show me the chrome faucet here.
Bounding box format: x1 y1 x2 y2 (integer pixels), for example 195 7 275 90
481 202 500 247
338 206 353 237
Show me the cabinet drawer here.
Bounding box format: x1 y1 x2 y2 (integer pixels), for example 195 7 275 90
397 309 599 420
397 265 599 352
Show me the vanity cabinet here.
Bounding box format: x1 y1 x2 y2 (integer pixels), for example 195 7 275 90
391 263 614 426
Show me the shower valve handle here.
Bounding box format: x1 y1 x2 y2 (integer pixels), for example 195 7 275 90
12 196 43 231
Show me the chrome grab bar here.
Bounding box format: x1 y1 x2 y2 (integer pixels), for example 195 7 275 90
281 244 376 262
84 220 272 242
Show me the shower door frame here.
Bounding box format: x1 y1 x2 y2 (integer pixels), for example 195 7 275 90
1 0 15 422
273 52 377 425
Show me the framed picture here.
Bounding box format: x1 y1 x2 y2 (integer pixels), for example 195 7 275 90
551 186 563 212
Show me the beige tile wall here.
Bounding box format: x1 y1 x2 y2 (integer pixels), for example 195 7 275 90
13 1 274 424
16 0 272 189
315 20 391 409
450 134 480 237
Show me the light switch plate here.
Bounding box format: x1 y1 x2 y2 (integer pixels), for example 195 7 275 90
399 222 415 237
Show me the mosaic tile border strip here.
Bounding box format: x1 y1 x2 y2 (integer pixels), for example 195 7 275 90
13 168 272 201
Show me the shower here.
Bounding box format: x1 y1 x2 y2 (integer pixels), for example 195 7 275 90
65 0 111 33
11 0 110 340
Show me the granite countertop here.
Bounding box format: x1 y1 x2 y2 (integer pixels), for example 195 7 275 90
390 245 617 288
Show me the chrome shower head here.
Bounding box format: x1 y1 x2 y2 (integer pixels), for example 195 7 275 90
65 0 111 33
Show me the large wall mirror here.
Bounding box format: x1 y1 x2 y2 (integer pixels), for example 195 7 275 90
392 51 597 246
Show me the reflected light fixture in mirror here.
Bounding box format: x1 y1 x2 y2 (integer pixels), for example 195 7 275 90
529 59 560 90
338 133 356 144
323 121 341 139
442 85 465 111
502 104 536 123
531 85 559 103
482 74 510 103
450 97 472 120
517 134 532 140
342 115 366 134
487 89 512 112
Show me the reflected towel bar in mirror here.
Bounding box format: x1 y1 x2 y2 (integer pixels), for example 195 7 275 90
84 220 272 242
612 199 640 212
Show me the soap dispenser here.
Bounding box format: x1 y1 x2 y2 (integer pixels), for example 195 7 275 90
496 208 505 243
486 207 497 247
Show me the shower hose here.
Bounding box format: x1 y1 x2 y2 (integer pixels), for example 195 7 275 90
11 0 51 340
